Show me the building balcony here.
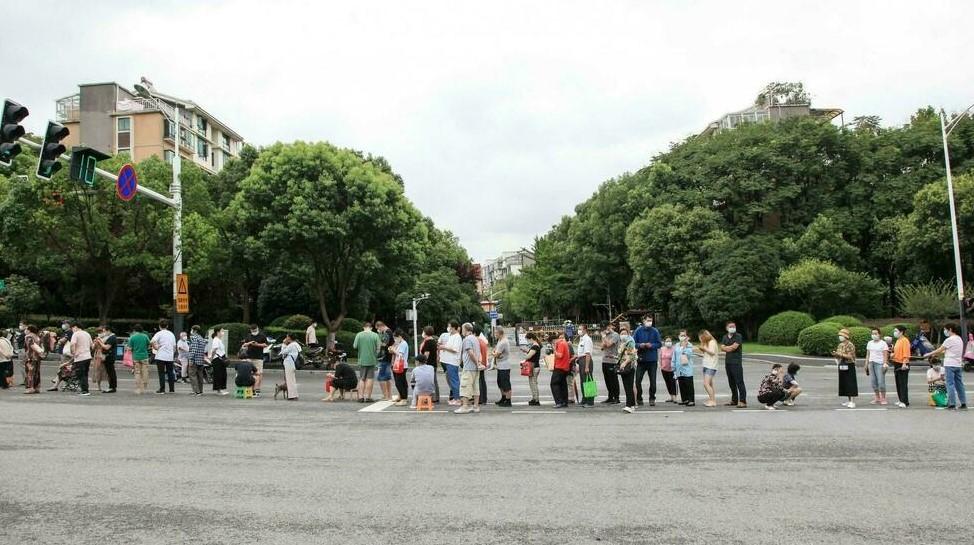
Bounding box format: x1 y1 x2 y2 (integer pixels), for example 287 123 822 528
55 94 80 122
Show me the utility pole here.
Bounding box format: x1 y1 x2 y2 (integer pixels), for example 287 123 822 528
411 293 430 360
939 105 973 340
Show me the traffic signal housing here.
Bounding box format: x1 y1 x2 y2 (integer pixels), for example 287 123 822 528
0 99 29 166
36 121 69 180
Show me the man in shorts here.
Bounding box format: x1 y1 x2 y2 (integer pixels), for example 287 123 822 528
241 324 268 397
352 322 380 402
455 323 483 414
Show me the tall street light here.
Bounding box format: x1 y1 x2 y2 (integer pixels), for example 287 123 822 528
134 80 184 333
939 104 973 339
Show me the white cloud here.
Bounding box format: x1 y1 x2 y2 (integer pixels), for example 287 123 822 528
5 0 973 261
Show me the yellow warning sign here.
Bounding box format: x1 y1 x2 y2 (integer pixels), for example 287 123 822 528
176 274 190 314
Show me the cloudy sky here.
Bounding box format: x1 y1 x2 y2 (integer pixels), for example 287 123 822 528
6 1 973 261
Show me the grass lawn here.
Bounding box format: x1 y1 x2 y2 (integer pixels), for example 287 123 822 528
745 343 804 356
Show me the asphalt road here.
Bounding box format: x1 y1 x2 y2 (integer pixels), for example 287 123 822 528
1 352 970 545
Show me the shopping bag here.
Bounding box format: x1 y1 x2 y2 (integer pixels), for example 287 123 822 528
520 360 533 377
932 389 948 408
543 354 555 372
122 349 134 368
582 376 598 398
392 355 406 374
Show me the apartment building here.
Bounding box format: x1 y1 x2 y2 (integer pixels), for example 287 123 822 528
55 81 244 174
481 249 535 294
699 101 843 137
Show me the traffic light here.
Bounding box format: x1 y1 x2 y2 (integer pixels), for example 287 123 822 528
69 147 110 187
36 121 69 180
0 99 29 166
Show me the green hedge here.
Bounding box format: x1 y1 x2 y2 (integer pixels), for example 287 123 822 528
797 322 842 356
340 318 364 333
211 323 250 352
821 315 864 327
264 326 328 342
335 330 357 351
268 315 290 327
757 311 815 345
846 326 872 357
281 314 314 329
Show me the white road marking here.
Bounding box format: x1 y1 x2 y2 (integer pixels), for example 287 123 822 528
835 408 887 411
358 400 395 412
512 410 566 414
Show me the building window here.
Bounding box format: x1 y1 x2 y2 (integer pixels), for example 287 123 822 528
179 127 193 150
164 150 175 164
222 134 230 151
116 117 131 151
164 120 176 140
196 116 207 136
196 138 209 159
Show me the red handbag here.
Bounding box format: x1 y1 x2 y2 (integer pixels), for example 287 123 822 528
392 355 406 374
520 360 533 377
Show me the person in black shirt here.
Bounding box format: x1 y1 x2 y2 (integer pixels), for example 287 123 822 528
323 362 359 401
241 324 268 397
233 361 259 388
720 321 746 407
419 326 440 402
94 324 118 393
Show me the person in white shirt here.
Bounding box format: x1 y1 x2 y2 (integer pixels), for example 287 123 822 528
207 329 229 395
865 328 889 405
576 324 595 407
150 319 177 394
176 332 190 382
492 327 513 407
305 322 318 348
70 322 94 396
925 323 967 410
279 333 301 400
438 321 463 406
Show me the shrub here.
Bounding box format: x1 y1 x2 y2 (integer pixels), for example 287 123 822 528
335 330 358 353
821 315 864 327
776 259 884 317
797 322 842 356
757 311 815 345
896 280 959 321
340 318 364 333
269 315 290 327
818 321 845 329
281 314 314 330
846 326 873 357
879 322 918 339
264 326 327 343
210 323 250 351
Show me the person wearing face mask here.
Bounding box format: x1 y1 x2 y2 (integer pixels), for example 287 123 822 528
599 324 621 404
617 326 638 413
671 331 695 406
924 323 967 410
757 364 788 410
241 324 269 398
632 315 662 406
832 328 858 408
176 331 190 384
659 337 678 403
865 328 889 405
720 321 746 408
890 326 911 408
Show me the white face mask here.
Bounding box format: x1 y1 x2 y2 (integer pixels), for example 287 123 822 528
871 334 880 341
251 330 259 335
679 335 688 342
893 330 901 338
727 327 737 334
664 341 673 348
643 321 652 328
838 335 847 342
943 329 950 338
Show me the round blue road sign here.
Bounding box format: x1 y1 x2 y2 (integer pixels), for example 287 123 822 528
117 164 138 201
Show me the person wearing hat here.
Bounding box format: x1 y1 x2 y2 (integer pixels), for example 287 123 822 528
831 328 859 408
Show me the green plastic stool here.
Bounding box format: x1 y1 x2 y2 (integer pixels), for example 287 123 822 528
235 386 254 399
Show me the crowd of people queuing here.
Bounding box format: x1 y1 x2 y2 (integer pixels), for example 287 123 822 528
2 315 971 412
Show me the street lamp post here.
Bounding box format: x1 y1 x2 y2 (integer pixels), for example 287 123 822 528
939 104 973 340
135 81 184 333
411 293 431 360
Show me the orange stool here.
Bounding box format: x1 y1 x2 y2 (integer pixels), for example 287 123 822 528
416 394 434 411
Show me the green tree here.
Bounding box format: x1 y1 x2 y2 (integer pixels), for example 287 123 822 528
776 259 884 318
0 274 41 321
230 142 425 346
793 214 861 270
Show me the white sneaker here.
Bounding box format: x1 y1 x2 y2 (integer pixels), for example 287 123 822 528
841 401 850 407
783 400 794 406
472 406 481 413
847 401 856 409
454 406 471 414
219 390 229 396
765 405 776 410
391 396 400 402
897 402 907 408
623 406 634 414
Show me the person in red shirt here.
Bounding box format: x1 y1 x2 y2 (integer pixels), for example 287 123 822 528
550 331 572 408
